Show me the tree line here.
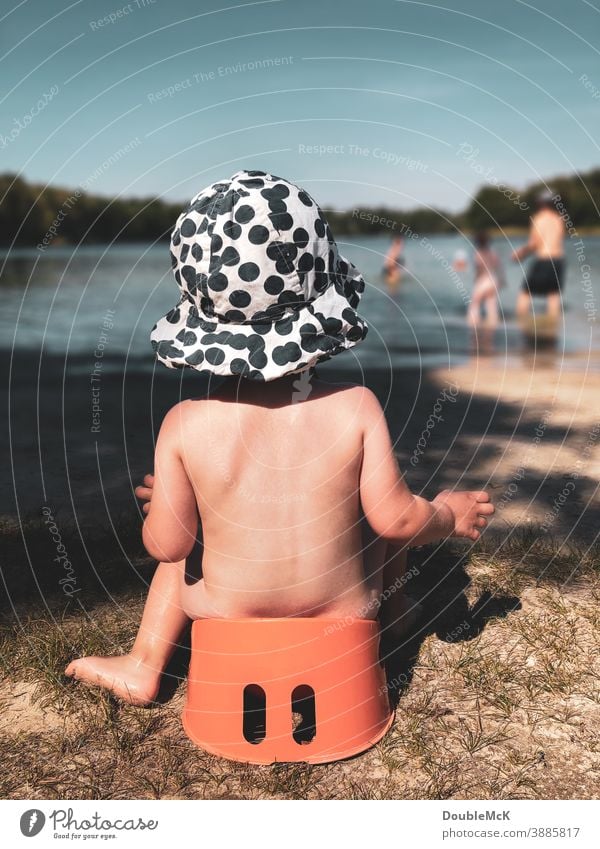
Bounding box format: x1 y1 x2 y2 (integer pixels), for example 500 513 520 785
1 168 599 248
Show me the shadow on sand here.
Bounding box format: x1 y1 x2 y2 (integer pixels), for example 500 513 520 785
381 546 521 709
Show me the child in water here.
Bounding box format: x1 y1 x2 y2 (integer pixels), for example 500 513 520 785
467 231 505 329
66 171 494 704
383 235 405 293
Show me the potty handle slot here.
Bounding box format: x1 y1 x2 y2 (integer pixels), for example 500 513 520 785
242 684 266 745
291 685 316 744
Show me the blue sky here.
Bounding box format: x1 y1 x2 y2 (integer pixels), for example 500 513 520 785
1 0 599 212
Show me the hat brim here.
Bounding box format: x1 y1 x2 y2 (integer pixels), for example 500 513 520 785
151 254 368 381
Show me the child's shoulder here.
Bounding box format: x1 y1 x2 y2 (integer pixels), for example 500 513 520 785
158 398 208 433
158 381 383 425
311 379 382 414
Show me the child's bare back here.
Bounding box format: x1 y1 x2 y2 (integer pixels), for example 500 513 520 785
142 374 493 622
145 377 376 620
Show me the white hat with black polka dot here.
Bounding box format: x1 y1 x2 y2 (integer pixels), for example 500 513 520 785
151 169 368 381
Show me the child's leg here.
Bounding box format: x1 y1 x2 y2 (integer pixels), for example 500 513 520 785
65 560 189 705
484 293 499 329
361 514 422 638
379 545 422 638
467 290 481 325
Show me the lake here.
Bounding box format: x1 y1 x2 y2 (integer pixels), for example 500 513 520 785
1 234 598 373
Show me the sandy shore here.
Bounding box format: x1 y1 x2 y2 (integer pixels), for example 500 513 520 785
423 354 600 541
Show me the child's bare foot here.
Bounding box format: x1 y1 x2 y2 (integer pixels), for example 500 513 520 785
64 654 162 706
433 489 495 540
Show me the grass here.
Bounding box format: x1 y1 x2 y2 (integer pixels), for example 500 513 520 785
0 520 599 799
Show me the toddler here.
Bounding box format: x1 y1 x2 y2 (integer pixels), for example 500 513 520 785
66 170 493 704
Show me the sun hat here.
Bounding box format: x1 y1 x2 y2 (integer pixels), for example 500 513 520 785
151 169 368 381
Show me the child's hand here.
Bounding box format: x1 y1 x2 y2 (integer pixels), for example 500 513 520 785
433 489 494 541
134 474 154 515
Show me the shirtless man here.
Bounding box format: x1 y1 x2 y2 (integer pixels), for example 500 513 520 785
65 170 494 705
512 189 566 320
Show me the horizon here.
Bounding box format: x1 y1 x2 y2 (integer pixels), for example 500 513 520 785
2 162 596 218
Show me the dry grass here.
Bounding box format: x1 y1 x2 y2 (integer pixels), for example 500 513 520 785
0 528 599 800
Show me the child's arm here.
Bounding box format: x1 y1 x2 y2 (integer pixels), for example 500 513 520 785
358 389 493 545
141 405 199 562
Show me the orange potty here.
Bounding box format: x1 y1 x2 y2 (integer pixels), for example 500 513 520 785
182 617 394 764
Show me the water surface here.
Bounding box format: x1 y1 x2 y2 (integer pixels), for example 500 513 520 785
1 234 597 373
